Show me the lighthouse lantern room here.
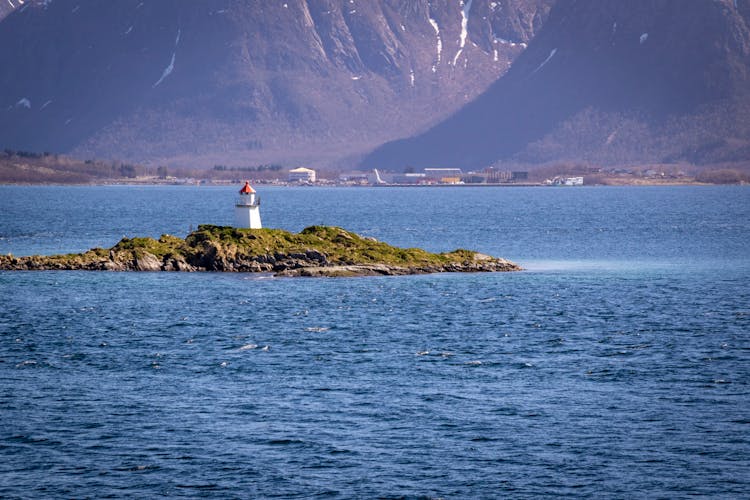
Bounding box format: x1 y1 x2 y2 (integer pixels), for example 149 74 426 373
235 181 262 229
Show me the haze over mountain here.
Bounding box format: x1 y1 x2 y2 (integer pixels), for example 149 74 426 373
0 0 553 168
364 0 750 170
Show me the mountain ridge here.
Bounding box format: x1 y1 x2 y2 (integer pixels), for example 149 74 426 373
362 0 750 170
0 0 554 168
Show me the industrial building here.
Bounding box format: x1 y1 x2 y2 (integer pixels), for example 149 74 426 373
288 167 316 183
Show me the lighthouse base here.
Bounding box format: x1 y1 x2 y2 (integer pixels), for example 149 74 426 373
235 206 262 229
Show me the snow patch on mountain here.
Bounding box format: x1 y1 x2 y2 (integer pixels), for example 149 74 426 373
494 37 526 48
152 29 182 87
531 48 557 75
153 52 176 87
428 16 442 69
605 130 617 145
452 0 473 66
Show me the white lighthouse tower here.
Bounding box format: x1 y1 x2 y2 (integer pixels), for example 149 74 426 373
234 181 262 229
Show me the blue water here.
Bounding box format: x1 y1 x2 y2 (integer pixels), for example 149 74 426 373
1 186 748 497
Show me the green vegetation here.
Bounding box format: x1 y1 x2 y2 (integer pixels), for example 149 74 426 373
113 234 187 258
185 225 480 266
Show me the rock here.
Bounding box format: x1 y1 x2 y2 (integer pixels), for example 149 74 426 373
134 252 161 272
472 253 493 262
103 260 125 271
273 261 517 278
0 225 522 276
304 249 328 264
162 255 195 271
255 254 276 265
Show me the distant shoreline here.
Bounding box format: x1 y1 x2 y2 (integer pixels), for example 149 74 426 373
0 180 735 187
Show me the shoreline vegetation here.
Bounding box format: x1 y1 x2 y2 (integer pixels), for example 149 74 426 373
1 150 748 187
0 225 522 277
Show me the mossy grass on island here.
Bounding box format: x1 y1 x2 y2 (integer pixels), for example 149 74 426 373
0 225 521 277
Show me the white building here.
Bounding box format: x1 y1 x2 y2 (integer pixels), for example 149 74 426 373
562 176 584 186
546 176 584 186
234 181 262 228
392 173 426 184
288 167 316 183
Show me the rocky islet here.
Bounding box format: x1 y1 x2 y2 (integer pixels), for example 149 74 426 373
0 225 521 277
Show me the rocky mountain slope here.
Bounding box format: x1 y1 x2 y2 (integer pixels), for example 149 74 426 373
0 0 553 168
363 0 750 170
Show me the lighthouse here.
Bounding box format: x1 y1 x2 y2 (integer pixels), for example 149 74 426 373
234 181 262 229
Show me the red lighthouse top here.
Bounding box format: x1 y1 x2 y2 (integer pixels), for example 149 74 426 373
239 181 255 194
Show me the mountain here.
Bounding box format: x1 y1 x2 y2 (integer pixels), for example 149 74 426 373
362 0 750 171
0 1 17 21
0 0 554 168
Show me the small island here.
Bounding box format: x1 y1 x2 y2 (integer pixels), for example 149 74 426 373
0 225 521 277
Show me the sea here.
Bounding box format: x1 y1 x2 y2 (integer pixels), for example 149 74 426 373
0 185 748 498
